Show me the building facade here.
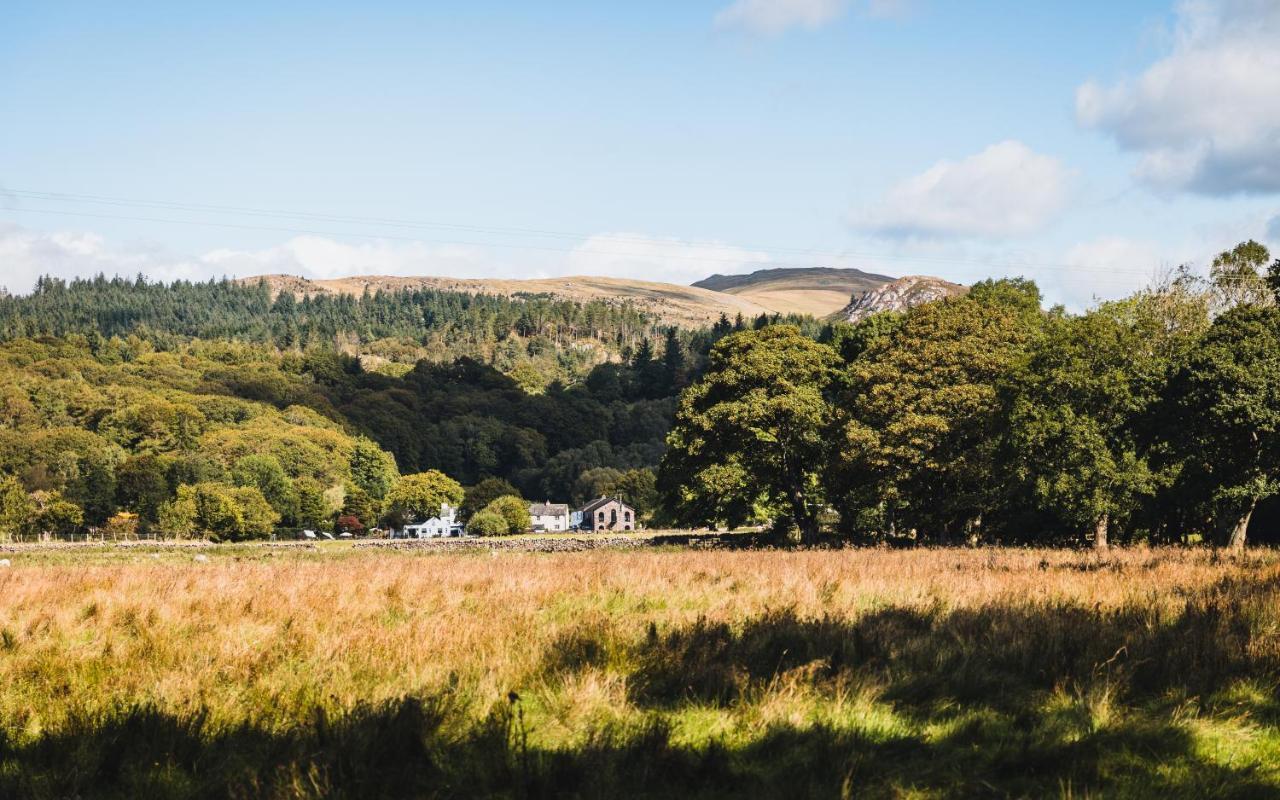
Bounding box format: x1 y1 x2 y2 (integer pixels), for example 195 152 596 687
400 504 462 538
577 497 636 532
529 502 571 532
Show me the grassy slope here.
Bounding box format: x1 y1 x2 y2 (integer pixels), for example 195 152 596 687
247 274 775 328
693 267 895 317
1 546 1279 798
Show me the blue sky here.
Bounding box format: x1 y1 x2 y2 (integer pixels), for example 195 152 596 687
2 0 1278 308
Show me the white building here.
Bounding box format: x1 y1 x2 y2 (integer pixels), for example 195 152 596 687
399 504 463 538
529 501 571 532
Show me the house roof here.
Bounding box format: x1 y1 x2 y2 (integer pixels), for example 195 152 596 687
579 496 633 516
529 502 570 516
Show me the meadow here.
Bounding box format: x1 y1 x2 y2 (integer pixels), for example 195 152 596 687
1 544 1279 798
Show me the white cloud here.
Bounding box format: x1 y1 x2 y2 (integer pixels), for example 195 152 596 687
1076 0 1280 195
201 236 493 281
714 0 849 34
0 222 505 294
850 141 1073 239
569 233 770 285
0 221 774 295
0 221 195 293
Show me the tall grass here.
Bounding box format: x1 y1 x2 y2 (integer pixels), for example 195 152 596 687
1 546 1279 797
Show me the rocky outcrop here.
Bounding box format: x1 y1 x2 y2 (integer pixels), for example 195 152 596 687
835 275 968 323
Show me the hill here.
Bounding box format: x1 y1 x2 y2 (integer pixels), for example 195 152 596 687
835 275 969 322
249 274 774 328
692 267 894 317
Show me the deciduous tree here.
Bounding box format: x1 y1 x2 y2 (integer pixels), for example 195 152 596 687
384 471 464 526
661 325 838 542
831 284 1041 541
1163 305 1280 549
1004 307 1158 548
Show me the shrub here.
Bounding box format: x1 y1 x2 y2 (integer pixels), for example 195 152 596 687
466 510 507 536
481 495 531 534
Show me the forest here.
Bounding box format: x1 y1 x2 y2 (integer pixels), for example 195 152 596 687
0 240 1278 547
661 240 1280 549
0 276 769 540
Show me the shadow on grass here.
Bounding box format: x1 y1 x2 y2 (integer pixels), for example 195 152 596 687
615 570 1280 711
4 572 1280 799
4 693 1275 800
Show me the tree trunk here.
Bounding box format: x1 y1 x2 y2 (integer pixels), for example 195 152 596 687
1093 513 1109 551
790 487 818 545
964 515 982 546
1226 501 1255 551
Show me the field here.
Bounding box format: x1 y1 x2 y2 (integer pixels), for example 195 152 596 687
2 544 1280 798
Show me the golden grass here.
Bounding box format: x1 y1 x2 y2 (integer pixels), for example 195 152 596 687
2 545 1279 797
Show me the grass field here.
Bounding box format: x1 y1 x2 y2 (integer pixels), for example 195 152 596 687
2 544 1279 798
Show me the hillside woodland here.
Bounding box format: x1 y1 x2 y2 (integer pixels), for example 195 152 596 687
1 240 1278 547
0 277 793 539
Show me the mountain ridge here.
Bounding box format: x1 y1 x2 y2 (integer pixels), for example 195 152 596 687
241 274 775 328
243 267 963 329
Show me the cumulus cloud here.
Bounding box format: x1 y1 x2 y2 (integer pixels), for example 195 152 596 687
200 237 493 281
850 141 1073 239
1076 0 1280 195
0 221 504 294
0 221 197 294
569 233 770 285
0 221 774 295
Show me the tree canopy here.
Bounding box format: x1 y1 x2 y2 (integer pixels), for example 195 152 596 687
661 325 838 541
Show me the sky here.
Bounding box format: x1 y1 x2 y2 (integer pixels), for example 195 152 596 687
2 0 1280 309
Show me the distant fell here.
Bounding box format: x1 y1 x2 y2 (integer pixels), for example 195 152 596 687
693 267 894 317
245 274 774 328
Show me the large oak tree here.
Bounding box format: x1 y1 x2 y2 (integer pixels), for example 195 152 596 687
660 325 838 542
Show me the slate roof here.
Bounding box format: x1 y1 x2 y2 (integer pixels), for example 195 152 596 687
529 502 570 517
578 496 633 516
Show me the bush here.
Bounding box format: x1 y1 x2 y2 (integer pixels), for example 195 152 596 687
157 482 279 541
481 495 531 534
467 510 507 536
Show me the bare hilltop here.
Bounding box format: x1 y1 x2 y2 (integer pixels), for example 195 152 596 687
245 267 964 327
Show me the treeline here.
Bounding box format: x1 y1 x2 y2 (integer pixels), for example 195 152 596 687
0 275 659 387
661 241 1280 549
